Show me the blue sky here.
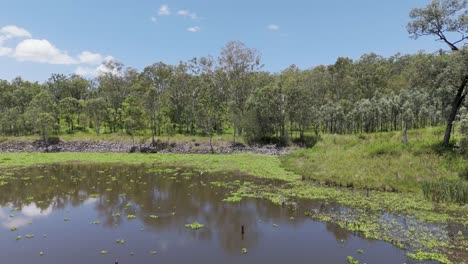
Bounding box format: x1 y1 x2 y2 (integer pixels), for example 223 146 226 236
0 0 446 82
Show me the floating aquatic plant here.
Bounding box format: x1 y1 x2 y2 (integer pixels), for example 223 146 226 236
92 221 100 225
241 248 248 254
346 256 359 264
101 250 108 255
116 239 125 244
149 251 157 255
356 249 364 254
39 252 44 256
10 227 17 231
25 234 34 239
89 194 99 198
64 218 70 222
15 236 22 240
127 214 136 219
185 222 204 230
149 215 159 219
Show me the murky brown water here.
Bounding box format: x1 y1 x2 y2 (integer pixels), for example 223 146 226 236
0 163 426 263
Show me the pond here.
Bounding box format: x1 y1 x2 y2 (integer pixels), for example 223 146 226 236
0 163 427 264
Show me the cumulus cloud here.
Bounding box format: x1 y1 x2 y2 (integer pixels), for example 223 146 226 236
0 24 113 70
75 56 117 77
0 46 12 56
13 39 77 64
0 25 31 38
177 10 199 19
268 24 280 31
78 51 104 65
158 4 170 16
187 26 201 33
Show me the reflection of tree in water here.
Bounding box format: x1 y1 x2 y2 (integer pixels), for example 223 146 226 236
0 163 310 254
325 222 351 241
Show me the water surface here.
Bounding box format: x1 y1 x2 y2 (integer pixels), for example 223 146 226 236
0 163 422 263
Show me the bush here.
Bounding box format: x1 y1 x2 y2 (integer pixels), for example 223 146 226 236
245 135 290 148
459 112 468 158
422 178 468 204
292 135 319 148
459 166 468 181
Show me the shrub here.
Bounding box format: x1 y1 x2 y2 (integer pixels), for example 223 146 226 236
292 135 320 148
459 166 468 181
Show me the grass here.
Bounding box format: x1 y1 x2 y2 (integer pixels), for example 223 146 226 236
280 127 466 193
0 152 299 182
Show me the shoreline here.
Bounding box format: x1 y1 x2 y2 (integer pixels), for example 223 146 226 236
0 140 293 155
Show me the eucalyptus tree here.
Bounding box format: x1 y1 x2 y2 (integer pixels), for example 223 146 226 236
86 98 108 136
167 61 192 133
26 90 58 141
97 60 133 132
218 41 262 143
122 95 147 144
59 97 80 132
141 62 173 145
408 0 468 146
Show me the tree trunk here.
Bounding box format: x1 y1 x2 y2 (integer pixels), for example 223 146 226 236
442 76 467 146
403 118 408 145
210 134 214 154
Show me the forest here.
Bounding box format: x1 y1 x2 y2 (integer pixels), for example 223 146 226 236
0 1 467 155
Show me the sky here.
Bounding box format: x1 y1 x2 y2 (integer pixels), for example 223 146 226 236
0 0 448 82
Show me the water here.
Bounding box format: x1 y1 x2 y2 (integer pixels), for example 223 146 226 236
0 163 421 264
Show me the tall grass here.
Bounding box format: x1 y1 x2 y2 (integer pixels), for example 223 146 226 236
422 178 468 204
280 127 466 193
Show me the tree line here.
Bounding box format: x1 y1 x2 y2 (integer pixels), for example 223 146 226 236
0 0 466 149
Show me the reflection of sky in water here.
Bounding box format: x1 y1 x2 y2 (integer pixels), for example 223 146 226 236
0 203 52 229
0 164 417 264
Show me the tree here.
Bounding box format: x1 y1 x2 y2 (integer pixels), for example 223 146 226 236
408 0 468 146
218 41 262 143
141 62 173 145
122 95 147 144
59 97 80 132
86 98 108 135
26 90 58 141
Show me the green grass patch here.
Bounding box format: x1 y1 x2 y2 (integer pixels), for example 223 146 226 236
280 127 465 193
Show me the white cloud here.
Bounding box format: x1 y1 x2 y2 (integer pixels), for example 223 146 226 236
75 56 117 77
177 10 199 19
187 26 201 33
0 25 31 38
78 51 103 65
150 16 157 23
0 25 113 67
0 46 12 56
75 66 98 77
158 4 170 16
268 24 280 31
13 39 77 64
0 25 31 56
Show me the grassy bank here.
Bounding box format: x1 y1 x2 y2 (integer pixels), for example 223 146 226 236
281 127 466 193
